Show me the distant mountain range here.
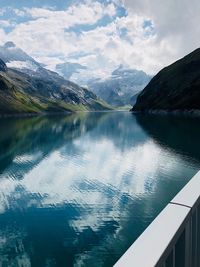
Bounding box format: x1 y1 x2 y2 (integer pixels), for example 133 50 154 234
0 42 111 114
87 65 152 107
132 48 200 113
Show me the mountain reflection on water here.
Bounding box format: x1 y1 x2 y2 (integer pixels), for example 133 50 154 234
0 112 199 267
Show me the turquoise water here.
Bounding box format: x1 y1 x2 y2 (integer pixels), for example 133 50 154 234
0 112 199 267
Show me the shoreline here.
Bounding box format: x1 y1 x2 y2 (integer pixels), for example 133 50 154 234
131 109 200 117
0 109 129 119
1 109 200 119
0 111 73 119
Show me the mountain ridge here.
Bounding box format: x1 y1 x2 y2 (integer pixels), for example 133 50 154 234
0 43 112 114
88 65 152 107
132 48 200 112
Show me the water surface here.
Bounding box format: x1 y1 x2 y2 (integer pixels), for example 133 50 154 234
0 112 199 267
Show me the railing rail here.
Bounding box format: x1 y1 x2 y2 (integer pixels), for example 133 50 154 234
114 171 200 267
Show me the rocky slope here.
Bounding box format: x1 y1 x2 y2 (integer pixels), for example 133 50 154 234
0 43 111 114
0 59 8 72
88 65 152 107
132 48 200 112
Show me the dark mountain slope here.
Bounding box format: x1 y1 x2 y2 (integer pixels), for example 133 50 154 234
132 48 200 112
0 59 7 72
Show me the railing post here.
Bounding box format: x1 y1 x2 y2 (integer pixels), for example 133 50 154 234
185 218 192 267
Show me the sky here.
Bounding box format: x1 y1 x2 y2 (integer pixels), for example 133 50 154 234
0 0 200 81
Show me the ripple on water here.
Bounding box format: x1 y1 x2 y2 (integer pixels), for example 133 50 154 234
0 112 199 266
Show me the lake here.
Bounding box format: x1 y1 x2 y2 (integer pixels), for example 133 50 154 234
0 112 199 267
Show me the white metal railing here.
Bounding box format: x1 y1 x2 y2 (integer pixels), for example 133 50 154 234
114 171 200 267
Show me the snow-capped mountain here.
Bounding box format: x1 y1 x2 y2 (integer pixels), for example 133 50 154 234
0 42 41 72
0 43 111 114
0 42 68 81
88 65 152 106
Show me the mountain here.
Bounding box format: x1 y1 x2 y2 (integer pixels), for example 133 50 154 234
0 42 69 81
0 61 111 114
0 42 41 72
132 48 200 112
88 65 152 107
56 62 87 80
0 44 112 114
0 59 7 72
130 92 140 106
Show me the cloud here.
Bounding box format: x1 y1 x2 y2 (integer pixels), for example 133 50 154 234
66 14 171 77
0 7 8 16
0 20 11 28
0 28 7 45
124 0 200 65
1 0 199 80
4 2 118 69
15 1 116 25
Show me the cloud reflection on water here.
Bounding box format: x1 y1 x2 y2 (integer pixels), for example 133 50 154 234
0 112 198 266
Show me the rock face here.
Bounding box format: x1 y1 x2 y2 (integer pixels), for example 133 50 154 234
88 65 152 107
132 48 200 112
0 59 7 72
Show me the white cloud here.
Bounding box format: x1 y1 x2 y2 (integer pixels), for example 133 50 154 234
4 1 118 77
1 0 200 80
0 7 8 16
13 9 27 17
18 1 116 26
123 0 200 69
0 20 12 27
66 14 173 77
0 28 6 45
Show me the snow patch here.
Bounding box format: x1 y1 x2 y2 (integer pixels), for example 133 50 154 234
7 60 39 71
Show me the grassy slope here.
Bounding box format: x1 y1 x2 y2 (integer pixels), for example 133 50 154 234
0 70 113 114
